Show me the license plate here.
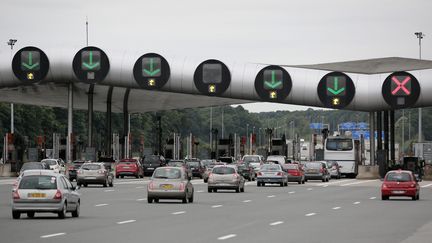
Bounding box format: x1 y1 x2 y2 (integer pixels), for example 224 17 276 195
86 176 97 179
28 193 46 198
161 184 173 190
392 190 405 194
123 166 130 169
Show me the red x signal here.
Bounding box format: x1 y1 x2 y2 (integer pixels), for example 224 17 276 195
391 76 411 95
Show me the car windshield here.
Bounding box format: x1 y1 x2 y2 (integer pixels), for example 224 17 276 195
19 175 57 190
73 162 84 169
326 139 353 151
386 172 412 182
261 164 281 171
144 156 159 164
42 160 57 166
243 156 260 163
212 167 235 175
168 162 184 167
153 168 181 179
249 163 260 168
238 165 247 170
286 164 298 170
186 161 200 167
21 163 43 171
201 160 213 167
82 164 101 170
219 158 233 163
305 163 322 168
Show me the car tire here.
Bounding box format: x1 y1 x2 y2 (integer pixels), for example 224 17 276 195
182 197 187 204
103 179 108 187
302 179 305 184
262 183 266 187
280 182 284 187
257 182 261 187
304 179 308 182
12 211 20 219
213 189 217 193
285 181 288 187
140 174 144 178
322 178 326 182
154 199 159 203
248 177 251 182
72 202 80 218
236 187 240 193
417 194 420 200
84 183 88 187
298 180 302 184
412 196 417 201
240 186 245 193
116 175 119 179
252 177 255 181
58 203 67 219
109 180 114 187
27 212 35 218
135 174 139 179
121 176 124 179
188 193 194 203
204 179 208 183
147 197 153 203
208 188 212 193
381 195 389 200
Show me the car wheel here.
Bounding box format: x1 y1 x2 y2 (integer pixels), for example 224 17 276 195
236 187 240 193
147 197 153 203
12 211 20 219
135 174 139 179
285 181 288 186
213 189 217 193
262 183 266 187
298 180 302 184
154 199 159 203
188 193 194 203
109 180 114 187
208 188 212 193
182 196 188 204
322 178 326 182
72 202 80 218
302 179 305 184
417 194 420 200
257 182 261 187
27 212 35 218
103 179 108 187
140 174 144 178
240 186 245 193
116 175 119 179
412 196 417 201
204 179 208 183
381 195 389 200
252 177 255 181
121 176 124 179
280 182 284 187
84 183 88 187
58 203 67 219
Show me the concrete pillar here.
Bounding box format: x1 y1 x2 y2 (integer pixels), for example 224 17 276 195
390 110 395 161
123 89 130 159
67 83 73 163
87 85 94 147
106 87 114 157
369 111 375 165
384 110 389 156
377 111 382 150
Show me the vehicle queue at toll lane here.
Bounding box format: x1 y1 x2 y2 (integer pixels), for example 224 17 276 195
10 155 421 219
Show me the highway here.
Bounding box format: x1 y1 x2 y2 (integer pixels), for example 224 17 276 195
1 178 432 243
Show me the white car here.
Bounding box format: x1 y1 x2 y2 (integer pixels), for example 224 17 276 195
41 159 65 174
266 155 287 165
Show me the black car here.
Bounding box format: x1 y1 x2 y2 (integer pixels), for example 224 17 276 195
143 155 166 176
66 160 86 181
185 159 204 178
237 164 256 181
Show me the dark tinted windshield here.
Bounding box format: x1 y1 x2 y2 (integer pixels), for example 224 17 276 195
212 167 235 174
19 175 57 190
386 172 412 182
73 162 85 169
153 168 181 179
167 162 184 167
186 161 200 167
219 157 233 163
144 156 159 164
42 159 57 166
21 163 44 171
82 164 101 170
326 139 353 151
201 160 213 167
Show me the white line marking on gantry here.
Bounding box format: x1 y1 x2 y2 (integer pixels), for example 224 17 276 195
305 213 316 217
332 207 341 210
340 179 377 187
40 233 66 238
172 211 186 215
421 183 432 188
243 200 252 203
267 195 276 198
117 220 136 225
95 203 109 207
212 205 223 208
353 201 361 205
270 221 284 226
218 234 237 240
369 197 376 200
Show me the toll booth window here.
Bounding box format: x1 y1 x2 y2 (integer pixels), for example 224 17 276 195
202 64 222 84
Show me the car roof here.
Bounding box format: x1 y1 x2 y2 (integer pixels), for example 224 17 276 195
120 159 138 162
21 169 60 177
386 169 413 174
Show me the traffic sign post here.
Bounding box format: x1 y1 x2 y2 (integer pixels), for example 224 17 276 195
12 46 49 82
133 53 170 89
382 71 420 109
317 72 355 109
194 60 231 95
73 46 109 84
255 65 292 101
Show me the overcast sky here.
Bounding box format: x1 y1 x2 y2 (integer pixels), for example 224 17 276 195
1 0 431 112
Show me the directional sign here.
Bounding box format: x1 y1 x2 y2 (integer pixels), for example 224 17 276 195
73 46 109 84
133 53 170 89
255 65 292 101
382 71 420 109
194 59 231 95
12 46 49 82
317 72 355 109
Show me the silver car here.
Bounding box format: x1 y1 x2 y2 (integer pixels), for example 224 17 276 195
257 164 288 187
147 167 194 203
304 161 331 182
11 170 80 219
77 162 114 187
207 165 245 193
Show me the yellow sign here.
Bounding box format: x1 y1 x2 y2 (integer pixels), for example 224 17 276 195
148 79 156 86
332 98 340 105
208 84 216 93
269 91 277 99
27 72 34 80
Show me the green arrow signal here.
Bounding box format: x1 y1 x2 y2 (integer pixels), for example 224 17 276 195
264 70 283 89
143 58 161 76
327 77 345 95
21 52 40 70
82 51 100 70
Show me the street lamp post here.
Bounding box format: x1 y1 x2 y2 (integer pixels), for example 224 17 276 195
415 32 425 143
7 39 17 135
246 124 249 154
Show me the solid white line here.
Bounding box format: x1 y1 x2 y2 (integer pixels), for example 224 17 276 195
172 211 186 215
353 201 361 205
40 233 66 238
243 200 252 203
289 191 296 194
421 183 432 188
307 188 313 191
267 195 276 198
332 207 341 210
322 185 329 188
117 220 136 225
136 198 146 201
95 203 109 207
104 189 115 192
316 179 353 186
369 197 376 200
135 186 145 189
212 205 223 208
340 179 377 186
305 213 316 217
218 234 237 240
270 221 284 226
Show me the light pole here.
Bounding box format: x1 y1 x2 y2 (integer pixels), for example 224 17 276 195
7 39 17 134
415 32 425 143
246 124 249 154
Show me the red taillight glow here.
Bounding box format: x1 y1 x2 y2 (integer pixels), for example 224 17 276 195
77 170 83 174
276 172 283 176
258 172 263 176
179 183 185 191
148 182 154 190
382 184 388 189
98 170 106 174
53 190 62 200
320 168 324 173
410 184 416 188
68 166 74 170
12 191 20 200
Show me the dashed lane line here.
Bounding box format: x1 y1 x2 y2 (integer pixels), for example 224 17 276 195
117 220 136 225
172 211 186 215
340 179 377 187
270 221 284 226
40 233 66 238
305 213 316 217
95 203 109 207
218 234 237 240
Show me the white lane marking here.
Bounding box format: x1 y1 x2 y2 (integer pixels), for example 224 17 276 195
197 190 204 193
332 207 341 210
95 203 109 207
421 183 432 188
315 179 353 186
136 198 146 201
369 197 376 200
307 188 313 191
172 211 186 215
117 220 136 225
267 195 276 198
40 233 66 238
243 200 252 203
322 185 329 188
212 205 223 208
289 191 296 194
0 179 17 185
135 186 145 189
340 179 377 186
353 201 361 205
270 221 284 226
218 234 237 240
104 189 115 192
305 213 316 217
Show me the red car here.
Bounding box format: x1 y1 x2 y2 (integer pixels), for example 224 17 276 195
285 163 305 184
381 170 420 201
116 159 144 179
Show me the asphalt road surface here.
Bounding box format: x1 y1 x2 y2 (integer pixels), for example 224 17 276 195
1 177 432 243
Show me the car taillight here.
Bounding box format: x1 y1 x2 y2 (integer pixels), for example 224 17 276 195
320 168 324 173
98 170 106 174
12 191 20 200
77 170 83 174
148 182 154 190
257 172 263 176
68 166 74 170
410 183 416 188
382 184 388 189
53 190 62 200
276 172 283 176
232 173 239 180
179 183 185 191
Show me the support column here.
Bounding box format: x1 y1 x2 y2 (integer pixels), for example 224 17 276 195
369 112 375 166
67 83 73 163
376 111 382 150
157 115 162 156
123 89 130 159
390 110 395 161
106 87 114 157
87 85 94 147
383 111 389 156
